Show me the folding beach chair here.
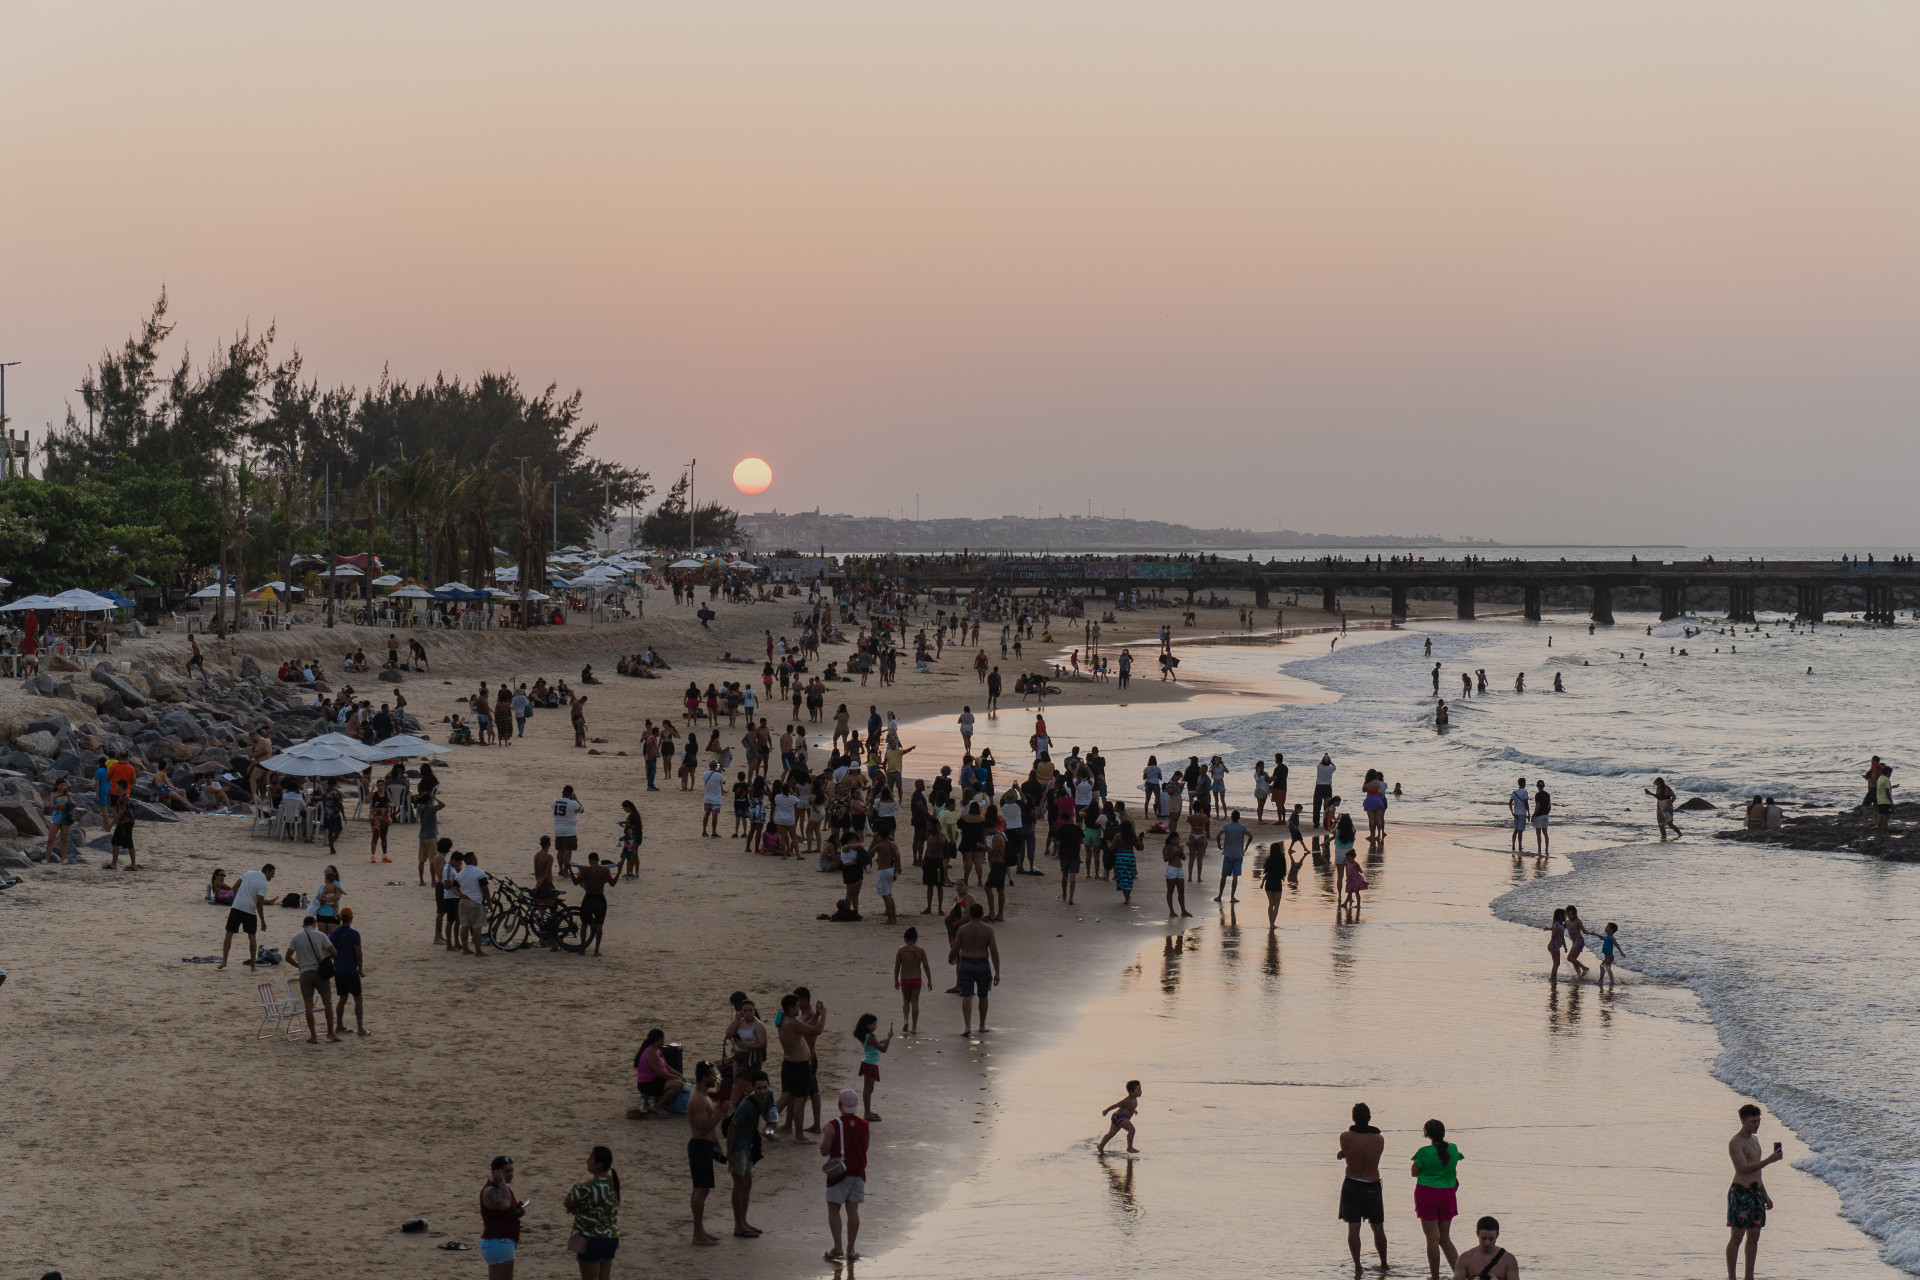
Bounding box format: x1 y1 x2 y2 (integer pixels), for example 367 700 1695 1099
255 982 297 1040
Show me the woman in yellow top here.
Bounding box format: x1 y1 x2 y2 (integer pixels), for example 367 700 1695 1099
1411 1118 1463 1280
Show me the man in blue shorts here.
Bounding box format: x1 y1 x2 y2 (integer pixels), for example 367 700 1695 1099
950 904 1000 1036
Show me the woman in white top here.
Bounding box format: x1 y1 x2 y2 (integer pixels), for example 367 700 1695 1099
1252 761 1272 821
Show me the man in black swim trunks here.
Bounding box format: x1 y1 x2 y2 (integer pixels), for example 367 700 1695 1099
775 993 826 1143
952 904 1000 1035
1453 1216 1518 1279
1728 1103 1782 1280
1338 1102 1388 1274
688 1061 722 1246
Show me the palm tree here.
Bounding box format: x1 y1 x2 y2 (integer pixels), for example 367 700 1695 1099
214 465 233 637
359 467 388 610
505 465 550 626
458 453 501 589
387 451 437 582
229 456 256 634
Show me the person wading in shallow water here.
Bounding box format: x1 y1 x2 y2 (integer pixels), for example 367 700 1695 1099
1338 1102 1388 1275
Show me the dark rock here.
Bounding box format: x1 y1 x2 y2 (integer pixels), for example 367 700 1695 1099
22 673 56 697
90 667 150 709
378 669 404 683
53 680 77 700
0 800 47 837
127 799 179 823
1676 797 1717 811
13 731 57 759
28 712 73 736
239 655 263 679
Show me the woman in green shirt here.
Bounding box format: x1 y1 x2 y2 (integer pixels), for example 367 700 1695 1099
564 1145 621 1278
1411 1118 1462 1280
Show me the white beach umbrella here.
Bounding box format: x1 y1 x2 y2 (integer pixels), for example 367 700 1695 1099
0 594 56 611
261 750 365 778
362 733 450 757
435 581 474 594
370 573 403 587
319 565 364 578
188 583 235 599
387 583 440 600
671 558 706 569
47 588 120 611
297 734 390 762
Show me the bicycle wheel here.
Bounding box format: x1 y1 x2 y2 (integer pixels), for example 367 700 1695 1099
550 906 588 954
500 905 534 952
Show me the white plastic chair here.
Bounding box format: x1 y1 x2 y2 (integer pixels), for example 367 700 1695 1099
255 982 298 1040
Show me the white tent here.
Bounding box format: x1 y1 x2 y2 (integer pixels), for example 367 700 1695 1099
671 558 707 569
0 594 56 611
189 583 236 599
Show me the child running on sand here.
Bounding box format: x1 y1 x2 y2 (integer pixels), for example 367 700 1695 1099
1286 804 1308 853
1599 922 1624 984
852 1013 893 1121
1097 1080 1143 1154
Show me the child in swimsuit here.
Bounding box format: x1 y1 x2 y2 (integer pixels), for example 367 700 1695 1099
1599 923 1623 984
1097 1080 1142 1154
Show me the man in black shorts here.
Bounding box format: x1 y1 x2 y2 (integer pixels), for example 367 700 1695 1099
951 904 1000 1035
1338 1102 1388 1272
217 863 275 969
688 1061 722 1246
775 993 826 1142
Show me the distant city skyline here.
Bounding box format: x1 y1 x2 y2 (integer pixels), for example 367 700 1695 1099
6 2 1919 545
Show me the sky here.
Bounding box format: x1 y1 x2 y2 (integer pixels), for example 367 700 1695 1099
4 1 1919 545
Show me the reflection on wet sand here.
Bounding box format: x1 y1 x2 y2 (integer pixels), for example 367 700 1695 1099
881 826 1902 1279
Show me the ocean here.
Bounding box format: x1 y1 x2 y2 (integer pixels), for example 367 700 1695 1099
1189 610 1920 1272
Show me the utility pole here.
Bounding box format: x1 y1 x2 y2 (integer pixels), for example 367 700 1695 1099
686 459 697 556
0 362 18 478
324 462 336 627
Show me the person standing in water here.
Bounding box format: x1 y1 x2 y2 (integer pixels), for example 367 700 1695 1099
1546 907 1567 980
1728 1103 1783 1280
1453 1217 1519 1279
1531 780 1551 857
1563 905 1592 978
1507 777 1530 854
1214 810 1250 904
1646 777 1681 840
1411 1119 1462 1279
1339 1102 1389 1274
1097 1080 1143 1154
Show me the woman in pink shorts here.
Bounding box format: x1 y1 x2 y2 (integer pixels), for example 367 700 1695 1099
1411 1118 1463 1279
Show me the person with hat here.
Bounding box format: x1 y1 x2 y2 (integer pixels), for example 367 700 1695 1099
479 1155 525 1277
820 1088 872 1263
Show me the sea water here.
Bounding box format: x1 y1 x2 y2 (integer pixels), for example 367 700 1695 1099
1191 612 1920 1272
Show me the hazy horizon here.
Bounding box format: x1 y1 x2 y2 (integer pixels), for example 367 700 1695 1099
6 2 1919 544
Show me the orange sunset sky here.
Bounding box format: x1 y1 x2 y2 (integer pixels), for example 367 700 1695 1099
5 2 1919 543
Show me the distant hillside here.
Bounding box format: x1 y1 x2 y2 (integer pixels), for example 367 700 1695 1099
735 512 1493 554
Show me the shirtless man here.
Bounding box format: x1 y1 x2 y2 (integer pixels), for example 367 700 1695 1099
774 993 827 1143
1452 1216 1518 1279
688 1061 723 1246
951 904 1001 1035
872 830 901 925
1338 1102 1388 1274
1727 1104 1782 1280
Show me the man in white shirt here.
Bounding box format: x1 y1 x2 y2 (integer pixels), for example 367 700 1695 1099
1508 776 1531 853
702 765 727 837
454 851 491 958
552 785 584 874
218 863 277 970
287 914 339 1042
1313 755 1337 828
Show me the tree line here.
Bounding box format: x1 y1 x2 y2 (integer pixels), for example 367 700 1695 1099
3 290 660 603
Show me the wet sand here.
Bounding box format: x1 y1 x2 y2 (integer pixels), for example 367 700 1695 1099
876 824 1903 1279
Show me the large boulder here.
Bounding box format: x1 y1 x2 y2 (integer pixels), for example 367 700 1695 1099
90 667 149 709
378 669 404 683
22 673 56 697
44 654 83 673
28 712 72 737
127 799 178 823
239 655 263 679
146 681 188 704
13 731 58 758
0 799 46 837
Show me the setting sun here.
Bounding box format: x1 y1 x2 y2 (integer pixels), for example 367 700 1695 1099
732 457 773 495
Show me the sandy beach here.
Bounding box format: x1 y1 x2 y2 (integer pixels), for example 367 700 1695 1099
5 586 1862 1280
0 589 1407 1278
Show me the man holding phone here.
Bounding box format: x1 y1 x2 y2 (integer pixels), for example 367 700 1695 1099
1728 1103 1784 1280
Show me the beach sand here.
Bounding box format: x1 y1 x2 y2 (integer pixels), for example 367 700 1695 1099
0 589 1394 1278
